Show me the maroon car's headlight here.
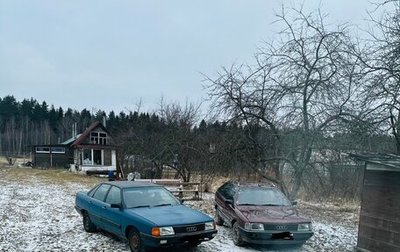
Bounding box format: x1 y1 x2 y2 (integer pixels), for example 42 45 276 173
298 223 312 231
244 223 264 231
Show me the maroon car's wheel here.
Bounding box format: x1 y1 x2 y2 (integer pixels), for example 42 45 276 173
232 222 244 246
83 212 97 233
215 209 224 226
128 229 144 252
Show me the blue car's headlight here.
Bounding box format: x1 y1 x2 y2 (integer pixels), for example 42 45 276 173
204 221 215 231
151 226 175 236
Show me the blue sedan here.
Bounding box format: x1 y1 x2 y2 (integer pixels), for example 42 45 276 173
75 181 217 252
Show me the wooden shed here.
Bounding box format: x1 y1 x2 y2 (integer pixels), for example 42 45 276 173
32 144 74 168
351 153 400 252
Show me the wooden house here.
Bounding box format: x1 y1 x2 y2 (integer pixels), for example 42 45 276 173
351 153 400 252
32 122 117 173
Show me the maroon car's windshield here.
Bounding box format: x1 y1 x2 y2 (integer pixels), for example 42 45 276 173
236 187 291 206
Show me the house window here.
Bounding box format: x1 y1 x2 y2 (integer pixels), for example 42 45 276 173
51 147 65 154
93 150 102 165
83 149 92 165
82 149 103 166
36 147 50 153
99 133 107 145
90 132 107 145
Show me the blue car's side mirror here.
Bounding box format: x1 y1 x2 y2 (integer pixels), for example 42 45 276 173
110 203 122 209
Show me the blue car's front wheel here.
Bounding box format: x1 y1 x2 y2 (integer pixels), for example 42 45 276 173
128 228 144 252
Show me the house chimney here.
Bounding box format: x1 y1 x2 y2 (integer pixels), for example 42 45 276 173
72 122 78 138
103 116 106 127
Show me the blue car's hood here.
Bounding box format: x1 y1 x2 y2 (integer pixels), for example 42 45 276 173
126 204 212 226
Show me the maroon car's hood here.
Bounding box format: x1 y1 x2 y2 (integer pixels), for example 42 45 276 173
236 205 310 223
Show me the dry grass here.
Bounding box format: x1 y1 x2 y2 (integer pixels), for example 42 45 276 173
300 199 360 213
0 156 11 166
0 155 103 187
0 166 103 187
190 172 274 193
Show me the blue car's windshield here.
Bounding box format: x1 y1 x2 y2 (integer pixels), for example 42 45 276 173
236 187 291 206
123 187 180 208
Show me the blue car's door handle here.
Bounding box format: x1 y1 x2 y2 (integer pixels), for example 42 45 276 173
102 206 107 209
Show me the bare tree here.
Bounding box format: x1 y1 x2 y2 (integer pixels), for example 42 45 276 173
157 100 202 182
206 7 364 198
360 1 400 153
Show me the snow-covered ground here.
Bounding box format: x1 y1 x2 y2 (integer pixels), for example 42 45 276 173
0 168 359 252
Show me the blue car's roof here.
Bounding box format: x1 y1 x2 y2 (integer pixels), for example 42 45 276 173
103 180 161 189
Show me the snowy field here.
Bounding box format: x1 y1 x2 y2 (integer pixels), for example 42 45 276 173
0 168 359 252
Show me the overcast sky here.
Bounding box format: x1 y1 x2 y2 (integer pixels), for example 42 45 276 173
0 0 381 115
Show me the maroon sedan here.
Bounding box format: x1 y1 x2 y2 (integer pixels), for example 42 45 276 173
214 181 313 247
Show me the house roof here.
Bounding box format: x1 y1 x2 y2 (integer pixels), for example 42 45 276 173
71 121 111 147
349 153 400 171
61 134 82 145
32 144 68 147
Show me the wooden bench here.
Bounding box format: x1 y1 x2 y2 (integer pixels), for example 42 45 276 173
168 182 201 200
133 179 202 200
